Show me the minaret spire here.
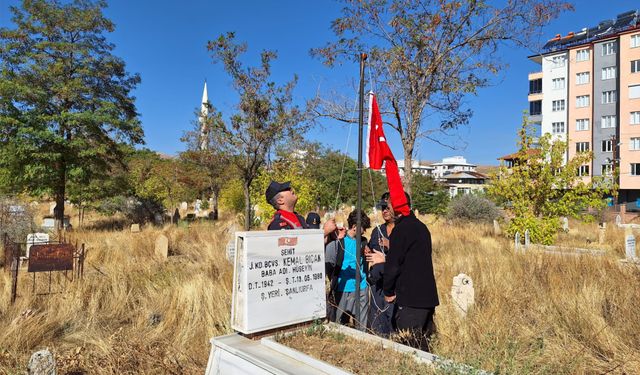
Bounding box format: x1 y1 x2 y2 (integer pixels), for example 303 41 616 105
199 80 209 150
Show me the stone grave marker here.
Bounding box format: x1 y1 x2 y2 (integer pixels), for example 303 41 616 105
598 222 607 244
26 233 49 258
180 202 188 211
615 214 622 226
130 224 140 233
524 229 530 248
625 234 636 260
49 202 56 215
451 273 474 317
231 229 326 334
493 220 502 236
514 232 521 251
225 239 235 262
27 349 56 375
154 234 169 260
195 199 202 215
562 217 569 232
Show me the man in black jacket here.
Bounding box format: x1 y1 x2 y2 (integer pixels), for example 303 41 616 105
383 193 439 351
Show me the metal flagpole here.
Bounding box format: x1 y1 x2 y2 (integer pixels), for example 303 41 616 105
355 52 367 330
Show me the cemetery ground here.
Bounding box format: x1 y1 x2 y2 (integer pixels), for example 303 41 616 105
1 206 639 374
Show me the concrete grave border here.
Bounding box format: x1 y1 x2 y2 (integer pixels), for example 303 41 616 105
206 322 491 375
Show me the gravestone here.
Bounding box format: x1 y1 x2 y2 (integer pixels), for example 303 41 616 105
195 199 202 215
49 202 56 215
524 229 530 248
27 349 56 375
451 273 474 317
153 213 164 226
625 234 636 260
41 217 55 231
615 214 622 226
231 229 326 334
562 217 569 232
180 202 188 211
154 234 169 260
130 224 140 233
598 222 607 244
514 232 521 251
225 240 235 262
493 220 502 236
26 233 50 258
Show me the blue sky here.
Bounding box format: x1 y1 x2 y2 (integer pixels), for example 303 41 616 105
1 0 639 165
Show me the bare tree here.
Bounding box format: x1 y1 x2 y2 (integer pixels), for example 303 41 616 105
207 32 305 230
312 0 572 191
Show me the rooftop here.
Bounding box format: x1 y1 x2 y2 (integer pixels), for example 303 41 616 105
531 10 639 56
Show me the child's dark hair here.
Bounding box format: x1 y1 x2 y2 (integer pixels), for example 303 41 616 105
347 209 371 230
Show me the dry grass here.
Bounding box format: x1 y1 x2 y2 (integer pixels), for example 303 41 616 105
277 325 436 374
1 208 639 374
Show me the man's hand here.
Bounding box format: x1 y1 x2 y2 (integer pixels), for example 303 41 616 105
384 294 396 303
323 218 336 236
365 250 385 265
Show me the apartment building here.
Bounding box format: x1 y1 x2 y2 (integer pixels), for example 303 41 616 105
528 10 640 203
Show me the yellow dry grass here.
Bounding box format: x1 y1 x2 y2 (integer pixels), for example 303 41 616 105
0 210 639 374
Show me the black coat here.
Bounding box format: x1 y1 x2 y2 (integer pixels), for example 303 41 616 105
383 212 439 308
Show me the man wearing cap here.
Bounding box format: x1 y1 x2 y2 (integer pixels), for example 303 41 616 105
265 180 308 230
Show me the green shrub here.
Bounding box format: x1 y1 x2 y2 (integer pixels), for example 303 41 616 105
446 194 500 223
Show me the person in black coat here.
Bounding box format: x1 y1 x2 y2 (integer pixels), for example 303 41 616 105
382 193 439 351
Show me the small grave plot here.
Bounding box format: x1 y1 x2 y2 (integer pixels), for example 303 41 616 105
276 325 437 375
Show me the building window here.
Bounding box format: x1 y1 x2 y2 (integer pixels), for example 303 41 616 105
529 78 542 94
602 139 613 152
576 142 590 152
602 41 616 56
631 34 640 48
529 100 541 116
601 66 616 80
552 100 565 111
576 118 589 131
576 72 590 84
632 60 640 73
552 122 565 134
552 55 566 68
602 164 612 176
630 85 640 99
631 111 640 125
577 165 590 176
630 137 640 151
632 164 640 176
601 115 616 128
576 49 590 61
552 78 565 90
601 91 616 104
576 95 590 108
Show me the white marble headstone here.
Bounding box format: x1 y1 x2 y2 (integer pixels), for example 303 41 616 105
451 273 474 317
231 230 326 334
524 229 530 248
514 232 521 250
180 202 188 211
625 234 636 260
615 215 622 226
26 233 49 258
562 217 569 232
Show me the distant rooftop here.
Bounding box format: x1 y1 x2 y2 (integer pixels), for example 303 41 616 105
534 10 639 55
431 156 476 167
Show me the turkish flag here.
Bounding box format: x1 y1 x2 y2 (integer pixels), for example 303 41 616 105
366 93 410 216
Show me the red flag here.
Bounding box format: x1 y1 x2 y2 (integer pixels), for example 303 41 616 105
367 93 410 216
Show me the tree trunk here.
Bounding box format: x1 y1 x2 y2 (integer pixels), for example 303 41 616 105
212 189 219 221
403 147 414 195
54 161 66 231
243 181 252 231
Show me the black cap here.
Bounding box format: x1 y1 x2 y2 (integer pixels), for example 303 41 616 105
265 180 291 203
306 212 321 229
